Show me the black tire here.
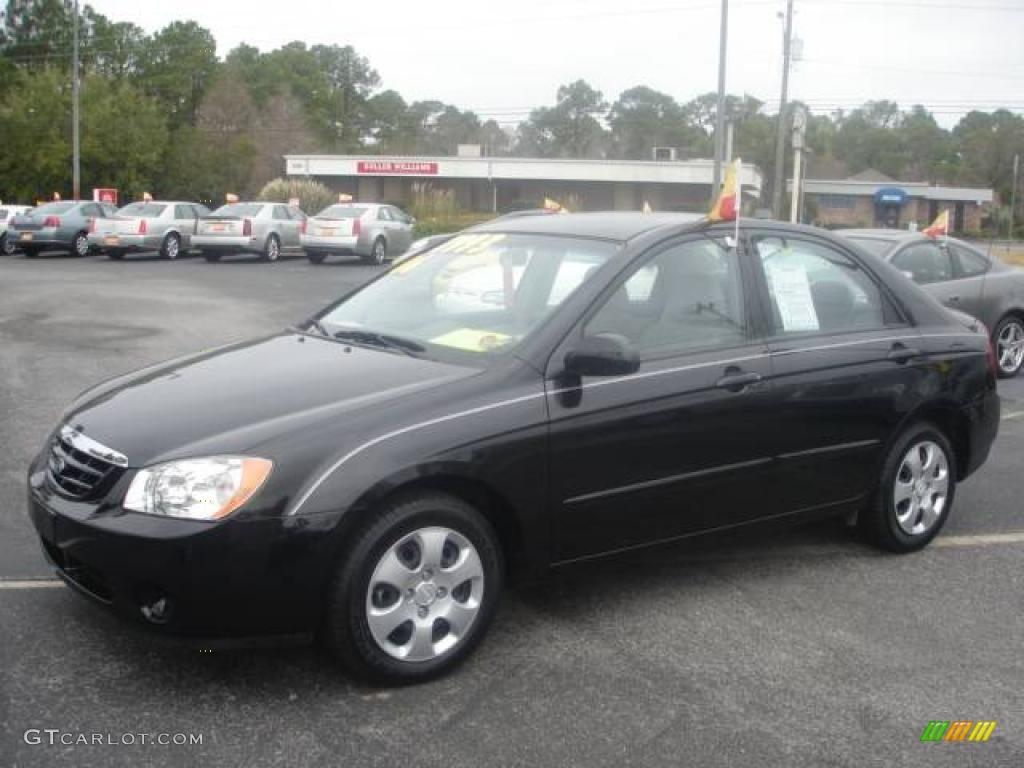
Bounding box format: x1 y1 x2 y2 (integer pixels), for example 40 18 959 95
992 314 1024 379
321 491 503 684
363 237 386 266
72 231 90 257
160 232 181 260
203 251 222 263
306 250 327 264
262 234 281 262
861 422 956 553
0 233 13 256
22 246 40 258
107 250 125 260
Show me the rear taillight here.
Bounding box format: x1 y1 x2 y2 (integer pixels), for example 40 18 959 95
243 218 252 237
138 219 147 235
43 216 60 228
352 218 362 236
87 218 96 233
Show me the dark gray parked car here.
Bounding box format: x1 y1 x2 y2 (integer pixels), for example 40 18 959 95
8 201 118 257
840 229 1024 377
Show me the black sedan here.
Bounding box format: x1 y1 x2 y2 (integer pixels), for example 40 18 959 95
28 214 999 683
839 229 1024 378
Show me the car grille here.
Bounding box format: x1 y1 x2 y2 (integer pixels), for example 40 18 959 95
47 427 127 500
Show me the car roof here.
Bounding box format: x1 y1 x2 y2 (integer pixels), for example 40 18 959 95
838 228 924 242
471 211 706 241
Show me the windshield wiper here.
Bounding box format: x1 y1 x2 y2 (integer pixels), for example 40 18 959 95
306 318 330 336
332 329 426 356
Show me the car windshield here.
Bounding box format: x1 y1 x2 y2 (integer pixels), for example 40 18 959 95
211 203 263 217
32 202 75 215
118 203 167 217
318 233 618 360
846 237 897 258
317 205 367 219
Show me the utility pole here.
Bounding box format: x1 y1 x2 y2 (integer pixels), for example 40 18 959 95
790 106 807 223
712 0 728 196
1010 153 1019 241
771 0 794 219
72 0 81 200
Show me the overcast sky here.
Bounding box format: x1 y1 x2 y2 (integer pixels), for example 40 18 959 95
89 0 1024 127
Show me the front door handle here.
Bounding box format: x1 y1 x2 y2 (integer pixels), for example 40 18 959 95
887 343 922 363
715 370 763 392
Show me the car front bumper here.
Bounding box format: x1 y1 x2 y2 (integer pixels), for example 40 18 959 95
27 462 336 635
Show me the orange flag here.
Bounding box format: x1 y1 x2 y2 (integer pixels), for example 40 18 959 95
923 209 949 238
708 158 741 222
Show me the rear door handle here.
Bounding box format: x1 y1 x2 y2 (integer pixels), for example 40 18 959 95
887 344 922 363
947 296 961 303
715 371 763 391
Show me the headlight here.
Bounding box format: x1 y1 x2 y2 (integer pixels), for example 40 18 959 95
123 456 272 520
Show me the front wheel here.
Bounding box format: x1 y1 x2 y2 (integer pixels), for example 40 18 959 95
321 492 503 684
993 315 1024 378
107 250 125 260
861 423 955 553
203 251 221 263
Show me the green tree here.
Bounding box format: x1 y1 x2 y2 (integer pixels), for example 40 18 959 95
516 80 608 158
137 21 217 128
608 86 704 160
0 66 69 201
953 109 1024 202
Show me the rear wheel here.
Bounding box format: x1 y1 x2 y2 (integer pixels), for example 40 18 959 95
263 235 281 262
363 237 386 266
993 315 1024 378
160 232 181 260
107 250 125 260
203 251 222 263
0 233 13 256
861 422 955 553
72 231 90 257
321 492 503 684
22 246 40 258
307 250 327 264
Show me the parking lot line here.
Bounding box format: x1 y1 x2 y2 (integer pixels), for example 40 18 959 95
1001 410 1024 421
0 579 64 590
933 531 1024 547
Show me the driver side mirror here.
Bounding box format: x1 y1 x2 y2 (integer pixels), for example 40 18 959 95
564 334 640 377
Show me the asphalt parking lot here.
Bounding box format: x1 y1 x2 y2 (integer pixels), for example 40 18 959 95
2 250 1023 767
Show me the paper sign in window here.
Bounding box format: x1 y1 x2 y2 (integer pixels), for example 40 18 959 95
767 265 819 332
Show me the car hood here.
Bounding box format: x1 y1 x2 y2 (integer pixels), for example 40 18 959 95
63 332 477 466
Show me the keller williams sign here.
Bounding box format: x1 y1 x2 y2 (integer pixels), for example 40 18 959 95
356 160 439 175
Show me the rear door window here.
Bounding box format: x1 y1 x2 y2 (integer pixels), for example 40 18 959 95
892 242 953 284
950 244 990 278
753 234 891 335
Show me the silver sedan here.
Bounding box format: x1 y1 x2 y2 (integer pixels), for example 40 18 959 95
841 229 1024 377
7 201 118 257
89 201 211 260
193 202 307 263
302 203 414 265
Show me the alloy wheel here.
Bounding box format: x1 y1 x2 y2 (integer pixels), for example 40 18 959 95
165 235 180 259
267 237 280 261
365 526 484 662
893 440 950 536
74 234 89 257
996 320 1024 375
372 239 385 264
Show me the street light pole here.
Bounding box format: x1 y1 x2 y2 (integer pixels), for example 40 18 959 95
712 0 728 196
1010 153 1019 242
72 0 81 200
771 0 794 219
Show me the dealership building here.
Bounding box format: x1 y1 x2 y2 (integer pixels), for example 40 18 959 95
284 153 763 213
795 170 995 232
